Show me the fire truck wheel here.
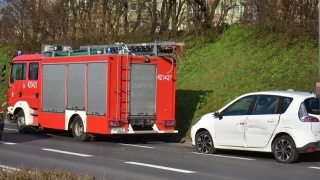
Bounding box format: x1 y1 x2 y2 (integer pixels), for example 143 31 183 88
16 110 28 133
72 116 90 142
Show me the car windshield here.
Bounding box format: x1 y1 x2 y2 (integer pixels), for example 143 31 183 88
303 98 320 115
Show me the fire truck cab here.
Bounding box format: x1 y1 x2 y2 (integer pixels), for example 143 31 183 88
6 41 183 141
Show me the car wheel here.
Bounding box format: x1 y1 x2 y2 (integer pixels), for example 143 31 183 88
72 116 90 142
15 110 28 133
272 135 299 163
196 131 217 154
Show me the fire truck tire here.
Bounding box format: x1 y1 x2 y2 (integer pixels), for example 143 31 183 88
16 110 28 133
72 116 90 142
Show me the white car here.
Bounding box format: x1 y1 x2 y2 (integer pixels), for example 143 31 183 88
190 90 320 163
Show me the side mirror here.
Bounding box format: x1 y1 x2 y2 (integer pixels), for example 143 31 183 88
1 64 6 72
213 111 223 120
1 64 5 82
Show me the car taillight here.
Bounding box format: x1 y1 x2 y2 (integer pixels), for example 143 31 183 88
300 116 319 122
298 103 320 122
307 147 317 152
109 120 123 127
163 120 176 127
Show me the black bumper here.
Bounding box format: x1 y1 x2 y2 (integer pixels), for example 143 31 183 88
297 142 320 153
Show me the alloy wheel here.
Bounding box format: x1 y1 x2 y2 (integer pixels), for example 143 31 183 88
196 133 213 153
275 139 292 161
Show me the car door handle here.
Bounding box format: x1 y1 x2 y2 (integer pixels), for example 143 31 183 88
238 123 245 125
268 120 275 123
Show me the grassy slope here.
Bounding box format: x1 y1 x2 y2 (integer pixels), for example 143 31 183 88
0 46 12 108
176 26 318 138
0 26 318 139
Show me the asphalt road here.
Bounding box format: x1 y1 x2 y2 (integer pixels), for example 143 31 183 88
0 122 320 180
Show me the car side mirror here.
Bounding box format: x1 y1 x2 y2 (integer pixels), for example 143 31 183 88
1 64 5 83
213 111 223 120
1 64 6 72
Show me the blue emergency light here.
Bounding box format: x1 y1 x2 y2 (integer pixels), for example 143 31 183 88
106 47 112 53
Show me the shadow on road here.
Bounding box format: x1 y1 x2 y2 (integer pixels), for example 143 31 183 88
3 121 188 145
175 89 213 140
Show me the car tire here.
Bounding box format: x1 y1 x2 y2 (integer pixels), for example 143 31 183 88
272 135 299 163
72 116 90 142
195 131 217 154
15 110 28 133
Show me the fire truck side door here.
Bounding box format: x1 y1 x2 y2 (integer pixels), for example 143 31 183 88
8 63 26 106
23 62 40 109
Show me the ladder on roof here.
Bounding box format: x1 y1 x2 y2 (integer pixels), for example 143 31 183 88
79 41 185 56
116 46 131 121
41 41 185 57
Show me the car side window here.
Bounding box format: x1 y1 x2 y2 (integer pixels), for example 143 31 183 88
222 96 254 116
281 97 293 113
253 95 280 115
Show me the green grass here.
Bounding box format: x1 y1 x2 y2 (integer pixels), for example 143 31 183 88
176 26 318 138
0 46 13 109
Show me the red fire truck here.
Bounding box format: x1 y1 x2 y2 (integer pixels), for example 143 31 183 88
6 41 184 141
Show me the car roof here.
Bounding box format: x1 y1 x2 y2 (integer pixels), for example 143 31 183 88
244 90 314 98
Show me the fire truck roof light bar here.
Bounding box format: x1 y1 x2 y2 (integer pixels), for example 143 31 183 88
41 41 184 58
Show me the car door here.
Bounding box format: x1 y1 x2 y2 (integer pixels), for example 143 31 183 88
215 95 255 147
245 95 281 148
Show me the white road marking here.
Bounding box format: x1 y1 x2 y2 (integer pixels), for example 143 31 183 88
4 128 18 131
0 141 17 145
192 152 255 161
125 162 196 174
0 165 20 172
42 148 93 157
119 143 154 149
309 166 320 170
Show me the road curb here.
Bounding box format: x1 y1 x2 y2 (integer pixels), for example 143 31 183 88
180 138 191 144
4 118 11 124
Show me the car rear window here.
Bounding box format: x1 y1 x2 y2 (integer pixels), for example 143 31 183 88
303 98 320 115
281 97 293 113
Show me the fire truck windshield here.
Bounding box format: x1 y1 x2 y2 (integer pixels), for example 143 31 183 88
10 63 26 83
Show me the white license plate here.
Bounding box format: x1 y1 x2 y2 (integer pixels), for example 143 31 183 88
110 127 125 132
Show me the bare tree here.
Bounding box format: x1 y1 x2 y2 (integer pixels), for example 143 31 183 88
252 0 318 36
1 0 316 50
185 0 237 36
